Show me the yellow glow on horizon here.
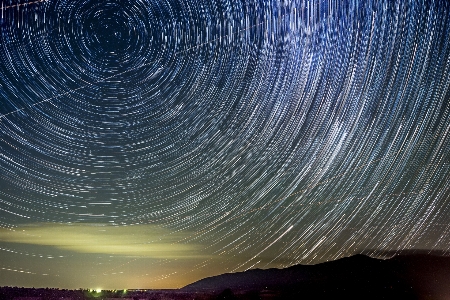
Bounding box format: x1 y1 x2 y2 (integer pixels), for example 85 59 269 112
0 223 201 258
0 223 232 289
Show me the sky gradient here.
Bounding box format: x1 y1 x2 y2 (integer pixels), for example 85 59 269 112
0 0 450 289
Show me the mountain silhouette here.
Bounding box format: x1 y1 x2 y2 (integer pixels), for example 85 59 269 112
182 253 450 299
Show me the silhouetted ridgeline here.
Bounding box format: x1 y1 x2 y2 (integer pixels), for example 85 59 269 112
1 253 450 299
182 253 450 299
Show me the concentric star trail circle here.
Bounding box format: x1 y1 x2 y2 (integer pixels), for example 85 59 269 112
0 0 450 282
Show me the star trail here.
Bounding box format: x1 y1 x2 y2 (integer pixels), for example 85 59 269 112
0 0 450 289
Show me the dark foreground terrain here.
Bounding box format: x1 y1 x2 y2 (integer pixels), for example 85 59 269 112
2 253 450 300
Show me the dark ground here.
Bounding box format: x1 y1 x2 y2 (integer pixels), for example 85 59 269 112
2 253 450 299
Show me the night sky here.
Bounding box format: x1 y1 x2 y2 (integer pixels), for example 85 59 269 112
0 0 450 290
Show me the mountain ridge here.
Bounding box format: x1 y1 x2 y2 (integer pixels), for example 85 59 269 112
182 253 450 299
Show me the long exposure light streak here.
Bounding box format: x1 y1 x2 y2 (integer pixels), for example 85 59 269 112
0 0 449 289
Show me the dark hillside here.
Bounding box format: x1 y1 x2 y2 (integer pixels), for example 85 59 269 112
182 254 450 299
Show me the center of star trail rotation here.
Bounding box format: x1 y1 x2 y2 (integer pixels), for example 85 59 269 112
0 0 449 289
